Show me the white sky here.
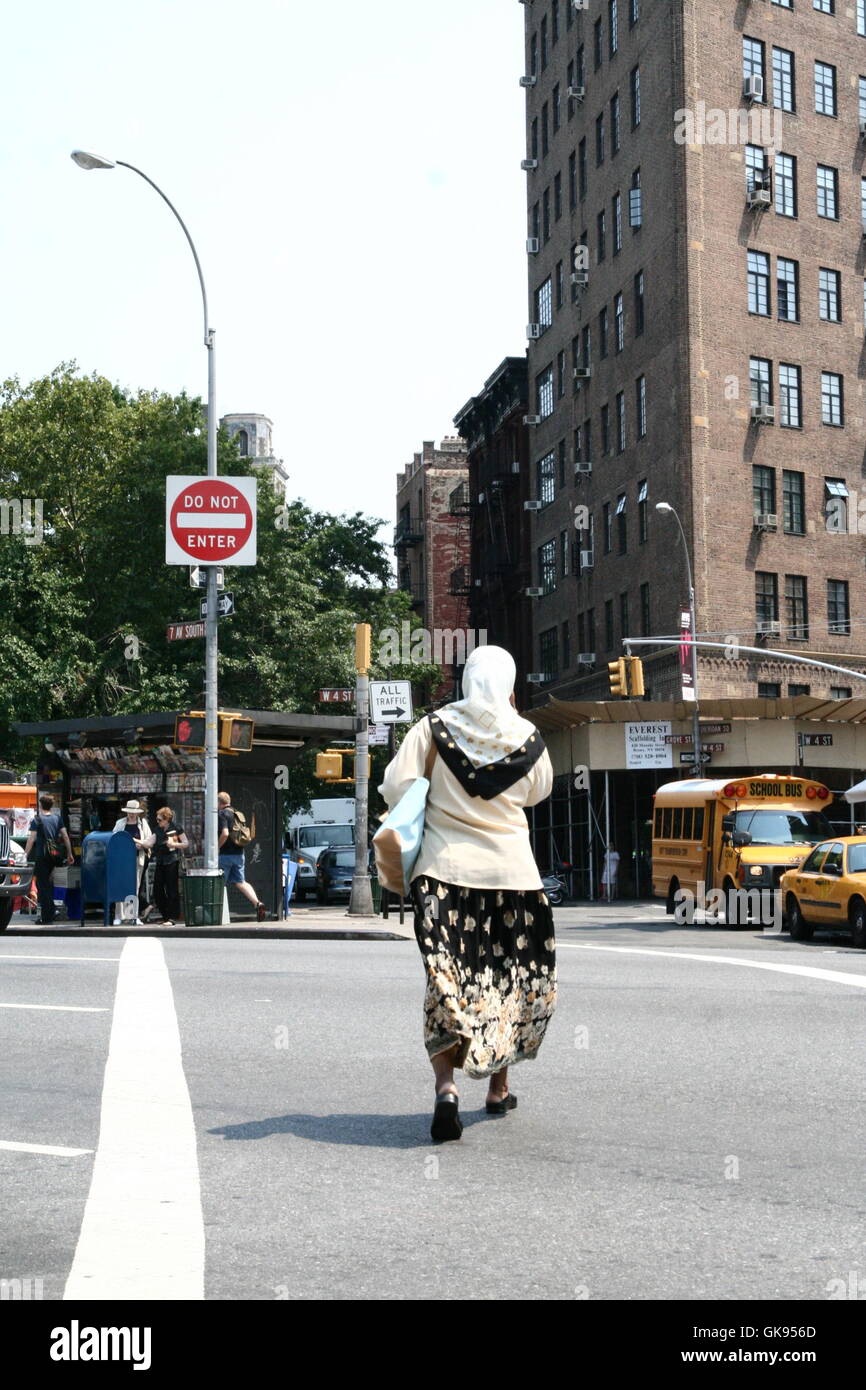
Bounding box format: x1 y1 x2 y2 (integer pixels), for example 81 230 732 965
2 0 528 543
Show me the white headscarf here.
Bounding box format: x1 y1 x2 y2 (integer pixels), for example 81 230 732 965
436 645 538 768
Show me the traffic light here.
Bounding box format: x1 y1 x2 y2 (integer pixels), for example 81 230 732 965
218 714 255 753
355 622 371 675
626 656 645 698
316 752 344 781
175 712 206 750
608 659 627 697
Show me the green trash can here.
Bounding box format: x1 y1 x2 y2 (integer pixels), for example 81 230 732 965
371 877 382 913
182 868 225 926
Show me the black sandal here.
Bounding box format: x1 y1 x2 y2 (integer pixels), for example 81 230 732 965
485 1091 518 1116
431 1090 462 1142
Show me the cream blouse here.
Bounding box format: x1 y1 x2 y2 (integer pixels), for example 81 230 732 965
378 714 553 890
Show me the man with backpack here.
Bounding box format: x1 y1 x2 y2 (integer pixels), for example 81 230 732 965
24 794 74 925
217 791 267 921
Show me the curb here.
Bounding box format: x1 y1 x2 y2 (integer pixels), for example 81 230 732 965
2 925 411 942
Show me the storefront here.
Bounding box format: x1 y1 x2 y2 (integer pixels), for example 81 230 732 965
13 709 357 917
526 695 866 901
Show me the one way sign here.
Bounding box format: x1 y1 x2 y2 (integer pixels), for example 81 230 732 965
369 679 413 724
200 591 235 619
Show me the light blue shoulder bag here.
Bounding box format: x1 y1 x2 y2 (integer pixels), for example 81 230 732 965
373 724 437 897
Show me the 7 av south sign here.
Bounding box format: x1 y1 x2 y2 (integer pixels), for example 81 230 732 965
165 476 257 566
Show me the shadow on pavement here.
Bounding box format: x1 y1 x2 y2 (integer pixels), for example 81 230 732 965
209 1108 491 1149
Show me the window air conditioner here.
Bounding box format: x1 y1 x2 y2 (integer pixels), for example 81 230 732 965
567 86 585 102
579 549 595 568
571 270 589 287
575 459 592 475
751 403 775 424
744 75 764 103
525 588 544 598
523 414 542 425
524 500 545 510
755 512 778 530
860 120 866 140
757 620 781 636
521 158 539 171
573 365 592 379
747 187 771 209
526 237 540 254
577 653 596 666
528 672 551 683
527 323 543 339
520 75 537 87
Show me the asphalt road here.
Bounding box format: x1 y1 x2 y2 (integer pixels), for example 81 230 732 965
2 910 865 1300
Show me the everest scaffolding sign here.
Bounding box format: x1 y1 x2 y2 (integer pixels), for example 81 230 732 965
165 476 257 565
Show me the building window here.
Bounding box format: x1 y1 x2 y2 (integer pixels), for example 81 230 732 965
603 501 612 553
817 165 838 219
577 43 585 87
745 143 768 197
773 47 795 111
859 0 866 37
828 579 850 636
611 92 621 153
599 305 608 359
560 529 570 580
542 187 551 241
605 599 614 652
532 201 540 241
556 259 564 308
616 392 627 453
821 371 843 425
785 574 808 640
631 0 640 26
530 32 538 78
578 138 587 198
860 76 866 126
616 492 627 552
596 111 605 166
594 17 603 70
532 118 539 162
753 465 775 520
640 581 650 635
758 682 781 698
582 322 591 369
777 258 798 322
559 438 567 488
862 177 866 229
539 627 558 677
629 169 642 227
813 1 834 14
601 403 611 455
819 268 841 322
539 539 556 594
634 270 645 334
824 477 849 532
756 571 779 627
782 470 805 534
774 0 793 8
541 14 548 69
774 152 796 217
557 348 566 398
814 61 836 117
237 428 249 457
748 250 770 315
536 277 553 328
788 683 811 697
584 417 592 463
597 208 606 261
561 621 571 671
554 172 563 221
586 607 596 654
537 451 556 504
831 687 851 699
542 103 549 158
620 591 629 640
615 292 624 351
552 0 560 43
743 37 766 97
609 0 618 56
750 357 772 408
630 66 641 127
636 376 647 437
569 151 577 210
537 365 554 418
779 363 801 428
638 479 648 541
613 191 622 252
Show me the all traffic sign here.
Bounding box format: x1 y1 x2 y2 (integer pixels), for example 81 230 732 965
166 476 257 566
369 680 413 724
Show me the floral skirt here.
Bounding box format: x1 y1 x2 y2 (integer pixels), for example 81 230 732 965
411 876 557 1080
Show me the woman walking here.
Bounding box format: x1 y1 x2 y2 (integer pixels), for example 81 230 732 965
143 807 189 925
379 645 556 1142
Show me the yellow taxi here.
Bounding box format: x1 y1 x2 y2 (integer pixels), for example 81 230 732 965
780 836 866 948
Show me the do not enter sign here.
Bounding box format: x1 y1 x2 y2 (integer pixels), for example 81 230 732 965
165 476 257 566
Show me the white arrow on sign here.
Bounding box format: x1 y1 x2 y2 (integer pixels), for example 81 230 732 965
200 592 235 619
369 680 413 724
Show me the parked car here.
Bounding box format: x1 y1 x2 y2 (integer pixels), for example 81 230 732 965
0 818 33 930
780 836 866 947
316 848 357 904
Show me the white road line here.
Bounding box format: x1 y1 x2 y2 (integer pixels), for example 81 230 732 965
557 941 866 988
0 1003 108 1012
64 937 204 1301
0 955 120 963
0 1140 93 1157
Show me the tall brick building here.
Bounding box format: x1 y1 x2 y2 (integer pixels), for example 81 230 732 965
393 437 471 698
454 357 534 711
520 0 866 707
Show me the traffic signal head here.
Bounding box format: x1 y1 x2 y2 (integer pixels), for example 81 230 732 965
315 752 343 781
626 656 645 698
218 715 255 753
608 659 627 697
355 623 371 675
175 713 206 750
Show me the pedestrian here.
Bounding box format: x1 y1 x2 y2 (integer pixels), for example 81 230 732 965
379 644 555 1143
111 800 152 925
601 842 620 901
24 794 74 925
143 807 189 925
218 791 267 921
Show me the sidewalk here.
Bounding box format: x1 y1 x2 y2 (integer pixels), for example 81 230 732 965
3 905 415 942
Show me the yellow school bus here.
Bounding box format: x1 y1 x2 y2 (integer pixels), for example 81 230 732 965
652 774 835 918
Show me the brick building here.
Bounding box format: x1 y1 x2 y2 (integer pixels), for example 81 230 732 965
454 357 534 710
393 437 471 698
520 0 866 709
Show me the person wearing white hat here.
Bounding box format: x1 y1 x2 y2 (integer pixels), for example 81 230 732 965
111 800 153 925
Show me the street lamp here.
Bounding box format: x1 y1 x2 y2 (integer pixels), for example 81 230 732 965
655 502 701 771
71 149 221 868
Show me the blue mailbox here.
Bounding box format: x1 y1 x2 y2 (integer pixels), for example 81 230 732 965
80 831 138 926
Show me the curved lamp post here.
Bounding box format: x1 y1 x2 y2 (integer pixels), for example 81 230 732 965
71 150 220 867
655 502 701 771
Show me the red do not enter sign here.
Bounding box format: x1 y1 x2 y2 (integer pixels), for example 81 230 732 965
165 476 257 566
